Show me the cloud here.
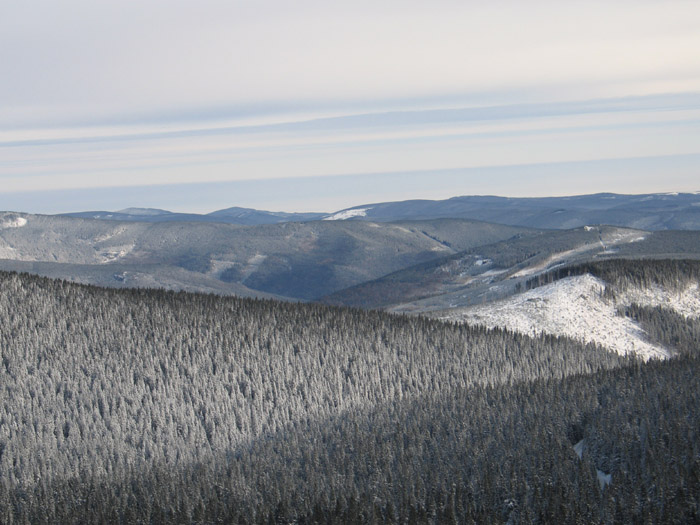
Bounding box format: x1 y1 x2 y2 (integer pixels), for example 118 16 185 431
2 1 700 211
3 1 700 128
1 94 699 195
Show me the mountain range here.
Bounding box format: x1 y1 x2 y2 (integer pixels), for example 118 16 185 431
61 191 700 230
63 206 325 225
2 192 700 521
0 212 530 300
4 192 700 308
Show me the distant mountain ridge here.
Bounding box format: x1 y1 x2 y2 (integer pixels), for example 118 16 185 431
329 192 700 230
61 192 700 230
63 206 325 225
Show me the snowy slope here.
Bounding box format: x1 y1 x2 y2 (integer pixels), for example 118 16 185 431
0 213 27 229
323 208 370 220
440 274 689 360
619 283 700 319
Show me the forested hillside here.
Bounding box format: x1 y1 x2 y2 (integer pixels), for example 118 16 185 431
0 270 698 522
323 225 697 311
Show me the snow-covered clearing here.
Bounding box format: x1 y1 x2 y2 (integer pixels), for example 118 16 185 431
511 229 646 279
98 244 134 263
597 470 612 490
511 247 587 278
0 244 18 259
240 254 267 280
620 283 700 319
94 227 127 242
0 214 27 228
323 208 370 220
573 439 612 489
442 274 672 360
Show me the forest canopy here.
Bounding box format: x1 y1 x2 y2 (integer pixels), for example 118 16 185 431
0 268 698 523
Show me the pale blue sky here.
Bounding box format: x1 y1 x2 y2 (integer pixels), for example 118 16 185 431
2 1 700 213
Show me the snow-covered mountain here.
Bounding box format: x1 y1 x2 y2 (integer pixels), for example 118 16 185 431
322 226 700 358
60 192 700 229
324 192 700 230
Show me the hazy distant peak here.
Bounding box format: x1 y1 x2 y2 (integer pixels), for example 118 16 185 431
116 208 173 216
207 206 326 224
208 206 269 217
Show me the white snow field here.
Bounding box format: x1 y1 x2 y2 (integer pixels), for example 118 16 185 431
0 214 27 229
620 283 700 319
323 208 370 220
440 274 700 360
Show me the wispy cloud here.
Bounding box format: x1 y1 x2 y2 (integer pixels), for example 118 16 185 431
2 94 699 193
2 1 700 211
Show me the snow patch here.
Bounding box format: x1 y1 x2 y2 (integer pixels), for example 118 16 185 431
511 230 647 279
94 226 127 242
240 254 267 280
0 214 27 229
597 470 612 490
98 244 134 263
511 248 582 278
442 275 669 360
620 282 700 319
573 439 611 489
323 208 370 220
0 245 18 258
480 269 506 277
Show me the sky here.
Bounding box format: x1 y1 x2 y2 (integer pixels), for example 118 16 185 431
2 0 700 214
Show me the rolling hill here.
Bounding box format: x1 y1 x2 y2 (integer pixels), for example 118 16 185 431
0 212 532 300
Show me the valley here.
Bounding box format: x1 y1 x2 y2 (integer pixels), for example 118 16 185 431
0 212 530 300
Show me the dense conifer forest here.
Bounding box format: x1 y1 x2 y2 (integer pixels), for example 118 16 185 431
0 268 698 522
524 258 700 296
